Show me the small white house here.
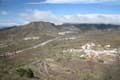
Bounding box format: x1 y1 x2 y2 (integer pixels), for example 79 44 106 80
58 31 74 35
23 36 40 40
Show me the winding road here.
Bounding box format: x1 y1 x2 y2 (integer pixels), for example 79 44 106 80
0 37 59 57
1 36 78 57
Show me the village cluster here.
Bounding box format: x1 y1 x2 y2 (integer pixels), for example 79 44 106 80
63 42 117 60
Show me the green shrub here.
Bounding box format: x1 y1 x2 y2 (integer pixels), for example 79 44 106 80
16 68 34 78
25 68 34 78
16 68 26 77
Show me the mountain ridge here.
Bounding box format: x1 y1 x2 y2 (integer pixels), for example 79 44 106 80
1 21 120 31
0 21 120 40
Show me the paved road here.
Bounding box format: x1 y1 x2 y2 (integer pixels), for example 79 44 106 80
0 37 59 57
1 36 78 57
16 37 58 53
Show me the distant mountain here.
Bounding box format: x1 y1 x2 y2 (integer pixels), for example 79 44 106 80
62 23 120 30
1 22 120 32
0 21 120 40
0 26 16 31
0 22 59 40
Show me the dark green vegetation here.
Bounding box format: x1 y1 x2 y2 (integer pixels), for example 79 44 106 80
0 21 120 80
16 68 34 78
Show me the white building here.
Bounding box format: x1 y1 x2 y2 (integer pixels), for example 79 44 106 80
58 31 75 35
23 36 40 40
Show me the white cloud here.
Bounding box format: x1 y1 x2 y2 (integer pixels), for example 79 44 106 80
0 22 19 27
61 14 120 24
45 0 115 3
0 11 8 15
20 10 60 24
20 9 120 25
0 19 28 27
27 0 118 4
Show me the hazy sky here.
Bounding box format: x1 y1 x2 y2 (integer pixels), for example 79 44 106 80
0 0 120 27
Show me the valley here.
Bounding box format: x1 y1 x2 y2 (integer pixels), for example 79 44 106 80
0 22 120 80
